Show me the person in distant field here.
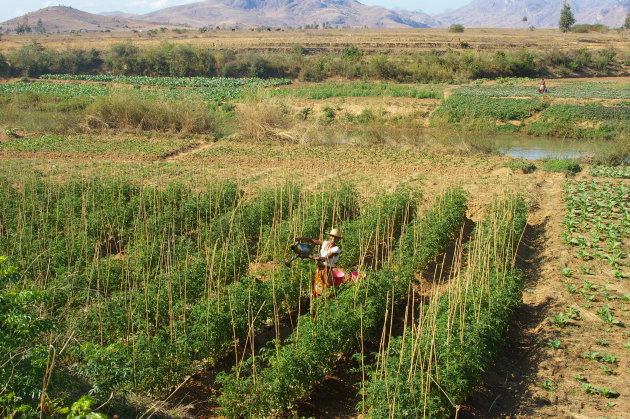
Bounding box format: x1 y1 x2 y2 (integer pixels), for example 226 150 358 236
538 78 547 94
295 228 342 297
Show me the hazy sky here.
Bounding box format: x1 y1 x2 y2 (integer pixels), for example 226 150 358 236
0 0 472 23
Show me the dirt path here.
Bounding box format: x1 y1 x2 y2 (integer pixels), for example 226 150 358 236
160 141 215 161
464 172 630 418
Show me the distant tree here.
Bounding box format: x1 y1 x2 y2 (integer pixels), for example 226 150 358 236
341 46 363 62
559 1 575 33
449 23 465 33
624 14 630 30
292 44 306 55
34 18 45 34
15 18 31 34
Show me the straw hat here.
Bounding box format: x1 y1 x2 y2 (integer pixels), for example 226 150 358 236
328 228 342 238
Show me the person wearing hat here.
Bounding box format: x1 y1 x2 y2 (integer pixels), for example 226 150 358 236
294 228 342 297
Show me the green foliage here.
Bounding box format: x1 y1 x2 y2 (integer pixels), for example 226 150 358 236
0 261 55 416
570 24 608 33
590 166 630 179
503 159 537 173
66 396 107 419
341 46 363 62
527 103 630 140
216 189 468 417
541 159 581 174
455 83 630 100
0 179 369 404
449 24 465 33
559 2 576 33
1 41 623 82
430 96 547 131
562 179 629 291
40 74 290 88
361 195 527 418
0 135 198 156
270 81 442 100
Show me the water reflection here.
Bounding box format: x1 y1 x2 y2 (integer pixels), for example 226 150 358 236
491 136 610 160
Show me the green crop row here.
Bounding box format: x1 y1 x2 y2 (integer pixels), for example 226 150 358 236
0 81 110 97
0 134 196 156
39 74 291 88
527 104 630 140
431 96 547 124
590 166 630 179
362 196 527 418
563 180 629 268
80 186 358 393
269 81 442 99
0 81 251 103
536 104 630 121
455 84 630 100
215 188 467 417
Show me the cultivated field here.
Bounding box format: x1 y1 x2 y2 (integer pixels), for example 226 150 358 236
2 27 630 53
0 28 629 419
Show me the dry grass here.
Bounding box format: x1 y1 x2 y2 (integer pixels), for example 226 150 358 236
84 94 223 134
2 28 629 54
236 101 297 142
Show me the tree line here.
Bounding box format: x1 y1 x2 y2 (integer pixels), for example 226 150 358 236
0 41 626 81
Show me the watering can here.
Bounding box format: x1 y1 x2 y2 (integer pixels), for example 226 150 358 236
284 241 313 267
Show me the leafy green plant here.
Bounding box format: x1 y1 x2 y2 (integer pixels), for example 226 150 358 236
65 396 107 419
541 379 557 391
501 158 536 174
547 338 562 349
541 159 581 174
563 280 578 293
583 351 601 361
549 312 570 327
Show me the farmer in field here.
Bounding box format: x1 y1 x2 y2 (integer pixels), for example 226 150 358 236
295 228 342 297
538 78 547 94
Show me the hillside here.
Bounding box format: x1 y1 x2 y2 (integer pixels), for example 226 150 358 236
437 0 629 28
134 0 439 28
0 6 175 33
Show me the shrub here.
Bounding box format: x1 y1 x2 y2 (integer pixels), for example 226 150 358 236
85 93 222 134
541 159 581 174
298 56 330 82
570 24 608 33
431 96 547 125
341 46 363 62
237 101 293 141
449 23 465 33
367 55 401 80
503 159 537 173
0 53 8 77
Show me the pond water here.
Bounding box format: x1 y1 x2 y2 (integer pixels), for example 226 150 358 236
489 135 613 160
317 130 620 160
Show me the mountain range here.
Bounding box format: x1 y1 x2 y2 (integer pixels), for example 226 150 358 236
0 6 167 33
0 0 627 32
437 0 629 28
